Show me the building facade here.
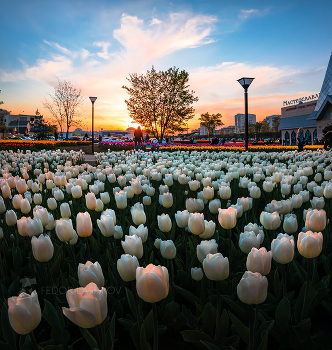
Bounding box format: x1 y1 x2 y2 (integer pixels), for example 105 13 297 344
235 114 256 133
0 109 42 134
279 53 332 145
221 125 236 134
262 115 280 128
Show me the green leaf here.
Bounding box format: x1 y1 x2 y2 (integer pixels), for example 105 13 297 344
51 253 62 277
118 318 135 331
42 300 69 345
217 309 229 339
143 310 154 340
292 260 306 285
275 297 291 329
228 311 249 344
181 330 214 343
129 322 141 350
140 324 151 350
174 285 201 306
125 287 138 318
201 341 221 350
201 303 216 338
222 296 247 321
110 312 116 348
273 268 281 298
294 282 317 323
81 329 98 350
154 229 167 241
1 304 17 350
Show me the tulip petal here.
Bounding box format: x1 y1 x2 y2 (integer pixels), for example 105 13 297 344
62 307 97 328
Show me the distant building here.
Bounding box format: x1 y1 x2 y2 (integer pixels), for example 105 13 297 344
235 114 256 133
0 109 42 134
279 53 332 145
220 125 235 135
262 115 280 128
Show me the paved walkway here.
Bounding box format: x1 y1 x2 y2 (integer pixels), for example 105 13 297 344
83 154 96 164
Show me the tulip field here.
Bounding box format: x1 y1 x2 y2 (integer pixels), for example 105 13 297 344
1 148 332 350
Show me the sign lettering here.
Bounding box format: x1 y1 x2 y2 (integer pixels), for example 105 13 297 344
283 93 319 106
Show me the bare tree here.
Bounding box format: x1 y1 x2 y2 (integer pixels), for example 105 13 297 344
43 79 84 139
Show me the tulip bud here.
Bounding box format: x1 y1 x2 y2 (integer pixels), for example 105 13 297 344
33 193 42 205
246 247 272 276
95 199 104 212
160 240 176 259
45 213 55 231
175 210 189 228
0 199 6 214
31 234 54 262
203 253 229 281
188 180 200 191
115 191 127 209
12 194 23 209
20 198 31 214
6 210 17 226
208 199 221 214
159 192 173 208
237 271 268 304
100 192 110 205
297 231 323 258
17 216 29 237
143 196 151 205
54 189 64 201
71 185 83 198
78 261 105 288
188 212 205 235
219 186 231 199
157 213 172 232
218 207 237 229
260 211 280 230
63 282 107 329
305 209 326 232
33 206 49 227
136 264 169 303
55 219 74 242
60 202 71 219
97 215 115 237
271 233 294 264
129 224 148 243
121 234 143 258
283 213 298 234
154 238 162 249
85 192 97 210
76 212 93 237
131 202 146 225
199 220 216 239
114 226 123 239
117 254 139 282
239 231 263 254
191 267 203 281
16 179 28 194
47 198 57 211
26 217 43 237
197 239 218 263
249 186 261 199
8 290 41 334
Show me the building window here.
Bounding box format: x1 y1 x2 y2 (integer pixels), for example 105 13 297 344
291 131 296 145
313 129 317 142
305 130 311 145
285 131 290 145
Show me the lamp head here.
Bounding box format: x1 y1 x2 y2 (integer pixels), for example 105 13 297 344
89 97 97 103
237 77 255 90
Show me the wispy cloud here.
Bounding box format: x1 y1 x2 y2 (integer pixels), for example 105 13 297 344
43 40 71 55
93 42 111 59
239 8 269 19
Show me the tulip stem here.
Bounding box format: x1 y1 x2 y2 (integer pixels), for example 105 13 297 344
282 264 287 298
254 304 259 335
228 229 232 269
215 281 221 340
210 280 213 306
85 237 92 260
69 243 76 266
30 330 39 350
301 258 312 321
91 326 103 350
184 229 188 270
152 303 159 350
248 304 254 350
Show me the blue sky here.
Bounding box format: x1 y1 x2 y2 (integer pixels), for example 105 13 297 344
1 0 332 129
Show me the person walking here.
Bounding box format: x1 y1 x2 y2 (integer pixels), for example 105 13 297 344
324 130 332 150
297 128 305 152
134 126 143 150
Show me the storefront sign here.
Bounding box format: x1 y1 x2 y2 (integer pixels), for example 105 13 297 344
283 93 319 106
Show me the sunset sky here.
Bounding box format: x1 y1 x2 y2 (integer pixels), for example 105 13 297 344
1 0 332 131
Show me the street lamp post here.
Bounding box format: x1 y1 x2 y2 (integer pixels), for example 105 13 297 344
237 77 254 151
89 97 97 154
